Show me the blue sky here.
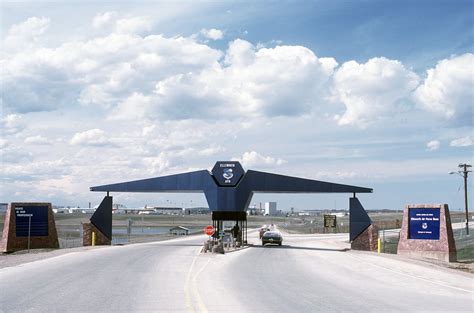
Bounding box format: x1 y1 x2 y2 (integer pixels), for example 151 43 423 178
1 1 473 211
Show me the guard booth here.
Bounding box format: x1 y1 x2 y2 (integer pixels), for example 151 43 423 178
212 211 247 245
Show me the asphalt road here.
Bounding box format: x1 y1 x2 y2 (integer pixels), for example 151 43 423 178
0 231 472 313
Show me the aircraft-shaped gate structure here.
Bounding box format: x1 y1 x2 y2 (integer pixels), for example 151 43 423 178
90 161 373 246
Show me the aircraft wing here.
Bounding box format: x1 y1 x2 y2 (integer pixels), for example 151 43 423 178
90 170 215 193
240 170 372 194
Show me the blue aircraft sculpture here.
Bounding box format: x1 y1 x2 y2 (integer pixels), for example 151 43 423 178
89 161 373 243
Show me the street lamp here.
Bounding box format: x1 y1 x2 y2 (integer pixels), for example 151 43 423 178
449 163 472 235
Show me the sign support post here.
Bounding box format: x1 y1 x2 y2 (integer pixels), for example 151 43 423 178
27 215 31 253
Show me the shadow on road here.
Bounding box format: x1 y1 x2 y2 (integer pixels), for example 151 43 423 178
250 244 348 252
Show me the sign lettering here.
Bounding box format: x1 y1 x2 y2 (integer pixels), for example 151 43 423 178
324 214 337 228
409 208 440 240
15 206 49 237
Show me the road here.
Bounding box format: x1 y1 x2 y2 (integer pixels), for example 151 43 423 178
0 231 472 312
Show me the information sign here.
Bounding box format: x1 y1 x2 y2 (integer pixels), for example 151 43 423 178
324 214 337 228
15 205 49 237
409 208 440 240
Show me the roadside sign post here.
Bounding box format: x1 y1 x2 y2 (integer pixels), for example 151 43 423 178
27 215 31 253
127 219 133 243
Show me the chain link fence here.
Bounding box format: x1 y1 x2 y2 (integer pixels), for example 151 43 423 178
378 225 473 261
55 223 204 247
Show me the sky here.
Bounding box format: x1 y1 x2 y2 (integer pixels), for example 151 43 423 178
1 0 473 211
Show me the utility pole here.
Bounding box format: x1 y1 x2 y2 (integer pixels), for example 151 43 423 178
460 163 471 235
451 163 471 235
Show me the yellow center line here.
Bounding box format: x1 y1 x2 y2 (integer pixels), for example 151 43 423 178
185 247 211 313
191 258 211 313
184 254 198 313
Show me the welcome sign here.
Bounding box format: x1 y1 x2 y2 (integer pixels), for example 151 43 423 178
409 208 440 240
1 203 59 253
15 205 49 237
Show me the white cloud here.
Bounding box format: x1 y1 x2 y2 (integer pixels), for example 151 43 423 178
306 157 466 182
314 170 366 180
70 129 111 146
2 19 338 121
198 145 226 156
24 135 51 145
2 29 222 114
450 136 473 147
110 92 153 120
200 28 224 40
233 151 287 168
0 139 8 149
153 40 338 119
414 53 473 126
1 159 69 181
426 140 440 151
224 38 255 67
92 12 118 29
116 16 153 34
332 57 419 127
1 114 25 135
142 125 157 136
142 153 171 175
0 145 34 164
4 16 50 51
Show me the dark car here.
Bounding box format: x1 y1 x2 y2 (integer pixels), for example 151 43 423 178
262 231 283 246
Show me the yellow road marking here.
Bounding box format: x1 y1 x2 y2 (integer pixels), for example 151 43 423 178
184 255 197 313
185 248 211 313
191 258 211 313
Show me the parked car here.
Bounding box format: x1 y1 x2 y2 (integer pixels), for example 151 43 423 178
262 231 283 246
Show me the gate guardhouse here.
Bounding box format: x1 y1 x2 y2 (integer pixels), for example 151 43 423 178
89 161 374 248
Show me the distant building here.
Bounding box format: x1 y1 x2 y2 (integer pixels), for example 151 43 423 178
137 210 157 215
247 208 258 215
247 203 265 215
153 207 184 215
169 226 189 236
264 202 277 216
0 203 7 213
185 207 210 215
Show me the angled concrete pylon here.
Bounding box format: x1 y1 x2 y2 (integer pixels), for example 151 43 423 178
90 196 113 240
350 197 378 251
349 197 372 241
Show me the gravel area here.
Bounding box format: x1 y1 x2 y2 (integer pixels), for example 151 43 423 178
0 246 106 269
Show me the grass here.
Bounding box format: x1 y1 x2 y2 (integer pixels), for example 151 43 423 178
456 246 474 261
3 211 472 262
